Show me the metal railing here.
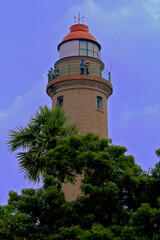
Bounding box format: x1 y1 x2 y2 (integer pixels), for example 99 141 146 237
48 63 111 83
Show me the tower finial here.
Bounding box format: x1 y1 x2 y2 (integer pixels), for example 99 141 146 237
74 13 84 24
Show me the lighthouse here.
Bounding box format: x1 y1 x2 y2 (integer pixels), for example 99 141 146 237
46 16 113 200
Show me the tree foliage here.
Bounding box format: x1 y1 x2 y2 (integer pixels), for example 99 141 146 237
7 105 79 183
2 133 160 239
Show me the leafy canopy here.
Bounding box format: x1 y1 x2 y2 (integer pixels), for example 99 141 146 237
7 105 79 183
2 133 160 239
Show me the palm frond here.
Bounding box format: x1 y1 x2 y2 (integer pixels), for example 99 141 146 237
7 105 79 183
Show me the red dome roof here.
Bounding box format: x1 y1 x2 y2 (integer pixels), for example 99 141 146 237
61 23 97 42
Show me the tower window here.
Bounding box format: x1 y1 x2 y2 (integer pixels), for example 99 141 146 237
97 96 103 110
57 96 63 107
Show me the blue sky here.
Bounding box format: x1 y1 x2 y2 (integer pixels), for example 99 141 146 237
0 0 160 205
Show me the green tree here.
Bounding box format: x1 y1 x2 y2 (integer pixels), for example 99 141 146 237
7 105 79 183
156 149 160 158
2 134 160 239
5 106 160 239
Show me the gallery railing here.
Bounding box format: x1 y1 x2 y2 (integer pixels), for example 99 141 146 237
48 63 111 83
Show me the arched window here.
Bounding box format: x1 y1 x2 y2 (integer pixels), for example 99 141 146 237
57 96 63 107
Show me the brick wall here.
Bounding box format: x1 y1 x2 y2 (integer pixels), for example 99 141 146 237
52 87 108 138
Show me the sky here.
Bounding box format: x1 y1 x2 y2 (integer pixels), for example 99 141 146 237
0 0 160 205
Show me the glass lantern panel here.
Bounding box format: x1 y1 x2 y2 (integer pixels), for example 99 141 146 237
94 52 98 58
80 41 87 49
94 44 98 53
88 50 94 57
88 42 93 51
59 40 79 59
80 49 87 56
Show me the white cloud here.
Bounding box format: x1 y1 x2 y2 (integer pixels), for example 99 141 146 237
121 110 135 124
68 0 133 24
0 74 50 129
0 95 23 125
120 104 160 126
0 110 9 123
142 105 160 116
68 0 160 30
148 0 160 4
143 0 160 20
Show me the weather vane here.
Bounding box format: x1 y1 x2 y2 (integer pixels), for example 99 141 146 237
74 13 84 24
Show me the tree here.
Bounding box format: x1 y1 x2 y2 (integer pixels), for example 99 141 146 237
2 134 160 239
7 105 79 183
156 149 160 158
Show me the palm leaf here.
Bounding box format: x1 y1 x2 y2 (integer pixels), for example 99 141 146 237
7 105 79 183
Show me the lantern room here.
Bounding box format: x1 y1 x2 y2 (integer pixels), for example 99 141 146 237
57 23 101 60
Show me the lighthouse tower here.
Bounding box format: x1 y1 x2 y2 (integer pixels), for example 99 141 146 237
46 17 113 200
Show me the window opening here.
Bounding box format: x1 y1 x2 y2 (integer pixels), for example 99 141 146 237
97 96 103 110
57 96 63 107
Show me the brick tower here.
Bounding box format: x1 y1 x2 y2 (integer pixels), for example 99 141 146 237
46 19 113 200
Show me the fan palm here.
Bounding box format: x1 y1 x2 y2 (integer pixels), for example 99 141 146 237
7 105 79 183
